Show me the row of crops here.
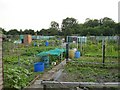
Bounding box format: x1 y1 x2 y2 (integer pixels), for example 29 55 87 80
63 56 119 82
3 38 63 89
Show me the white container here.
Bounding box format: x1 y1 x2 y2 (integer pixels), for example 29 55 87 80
73 48 77 52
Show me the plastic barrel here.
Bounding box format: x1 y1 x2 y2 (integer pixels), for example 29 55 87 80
69 50 75 59
45 41 49 46
42 56 49 68
34 62 44 72
75 51 80 58
28 35 32 44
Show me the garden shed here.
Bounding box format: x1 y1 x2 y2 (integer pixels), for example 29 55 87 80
67 36 87 43
24 35 32 44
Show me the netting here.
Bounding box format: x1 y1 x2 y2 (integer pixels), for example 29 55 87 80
37 48 65 57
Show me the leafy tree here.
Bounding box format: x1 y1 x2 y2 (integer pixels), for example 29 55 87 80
100 17 115 28
40 29 49 36
23 29 35 35
48 28 58 36
0 16 118 36
84 18 100 27
102 26 114 36
28 29 35 35
36 30 41 35
20 29 23 35
50 21 59 30
73 24 82 35
115 23 120 35
0 27 7 34
0 28 2 34
61 17 78 36
48 21 59 35
7 29 20 35
23 29 29 34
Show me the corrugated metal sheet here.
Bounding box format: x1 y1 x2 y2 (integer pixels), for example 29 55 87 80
0 34 3 90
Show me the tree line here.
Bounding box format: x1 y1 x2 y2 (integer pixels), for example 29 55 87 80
0 17 120 36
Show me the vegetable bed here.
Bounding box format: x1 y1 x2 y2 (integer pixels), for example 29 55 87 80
3 41 61 89
60 57 119 82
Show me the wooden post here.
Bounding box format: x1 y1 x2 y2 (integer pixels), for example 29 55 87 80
41 81 120 88
81 37 82 55
102 39 105 66
77 36 78 49
43 85 47 90
66 43 69 62
66 36 68 43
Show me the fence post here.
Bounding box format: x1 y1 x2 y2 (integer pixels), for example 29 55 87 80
102 38 105 66
43 85 47 90
66 43 69 62
80 37 82 55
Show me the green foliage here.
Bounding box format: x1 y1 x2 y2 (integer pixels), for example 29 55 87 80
61 17 78 36
49 55 59 62
50 21 59 29
3 56 18 64
4 66 32 89
82 41 118 58
48 28 59 36
23 29 35 35
3 40 63 89
32 39 61 47
1 16 120 36
84 18 100 27
0 28 3 34
7 29 20 35
69 43 77 49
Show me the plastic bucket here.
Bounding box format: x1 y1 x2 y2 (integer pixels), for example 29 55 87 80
75 51 80 58
45 41 49 46
34 62 44 72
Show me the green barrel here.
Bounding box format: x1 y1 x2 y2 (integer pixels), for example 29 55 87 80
41 56 49 68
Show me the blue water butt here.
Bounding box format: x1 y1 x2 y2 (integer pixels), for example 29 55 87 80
34 62 44 72
75 51 80 58
45 41 49 46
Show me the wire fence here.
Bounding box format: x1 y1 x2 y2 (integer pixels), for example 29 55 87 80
67 36 119 59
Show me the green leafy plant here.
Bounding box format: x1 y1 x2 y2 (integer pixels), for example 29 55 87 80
4 66 32 89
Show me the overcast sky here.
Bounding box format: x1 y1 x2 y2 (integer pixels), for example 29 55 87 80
0 0 119 31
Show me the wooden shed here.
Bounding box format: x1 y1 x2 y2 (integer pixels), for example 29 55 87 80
0 34 3 90
24 35 32 45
